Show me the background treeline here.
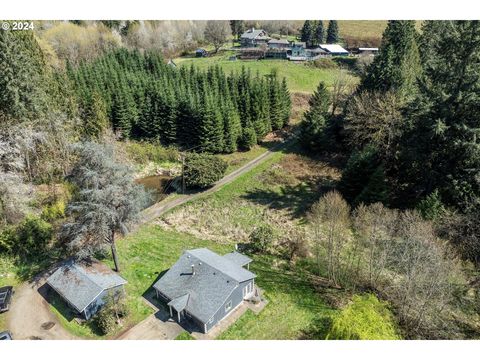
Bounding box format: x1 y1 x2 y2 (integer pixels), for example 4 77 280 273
69 49 291 152
300 20 480 266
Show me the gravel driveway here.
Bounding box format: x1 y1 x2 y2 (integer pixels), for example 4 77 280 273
7 279 79 340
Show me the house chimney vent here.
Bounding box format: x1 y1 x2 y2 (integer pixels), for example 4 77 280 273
191 264 195 275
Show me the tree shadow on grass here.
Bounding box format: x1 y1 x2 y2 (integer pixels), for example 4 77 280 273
38 283 76 322
241 181 334 219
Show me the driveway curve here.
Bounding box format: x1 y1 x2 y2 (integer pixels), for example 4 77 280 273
7 279 79 340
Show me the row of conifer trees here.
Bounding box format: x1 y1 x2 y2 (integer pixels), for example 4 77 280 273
68 49 291 153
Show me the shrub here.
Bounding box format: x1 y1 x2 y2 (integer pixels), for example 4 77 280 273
91 295 128 335
311 58 338 70
93 307 117 335
184 153 227 189
41 199 66 221
0 226 17 255
239 127 257 151
416 190 446 221
14 216 53 258
327 294 401 340
124 141 179 164
248 224 275 254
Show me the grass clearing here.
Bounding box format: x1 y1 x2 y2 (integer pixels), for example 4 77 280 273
159 147 342 244
176 55 357 94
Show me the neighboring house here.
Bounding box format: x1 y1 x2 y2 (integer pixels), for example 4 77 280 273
153 248 256 333
240 28 270 47
287 42 308 60
319 44 350 56
46 260 127 320
267 38 290 49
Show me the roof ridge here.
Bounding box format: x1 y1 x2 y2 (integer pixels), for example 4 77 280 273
71 263 104 292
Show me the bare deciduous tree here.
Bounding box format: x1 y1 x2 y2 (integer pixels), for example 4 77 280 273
330 69 356 116
344 90 404 153
308 191 351 286
353 203 398 288
204 20 231 53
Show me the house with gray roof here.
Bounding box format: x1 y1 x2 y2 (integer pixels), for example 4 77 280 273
153 248 256 333
240 28 270 47
46 260 127 320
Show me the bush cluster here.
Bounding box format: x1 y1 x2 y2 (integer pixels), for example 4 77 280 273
184 153 227 189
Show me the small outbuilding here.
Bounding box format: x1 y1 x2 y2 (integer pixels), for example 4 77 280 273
319 44 350 56
46 260 127 320
153 248 256 333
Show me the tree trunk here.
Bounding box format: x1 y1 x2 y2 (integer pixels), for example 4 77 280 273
111 230 121 272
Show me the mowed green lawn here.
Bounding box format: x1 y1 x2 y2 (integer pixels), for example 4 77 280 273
176 55 356 93
112 225 339 340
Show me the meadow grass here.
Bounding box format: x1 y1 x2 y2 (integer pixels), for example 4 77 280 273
176 55 355 94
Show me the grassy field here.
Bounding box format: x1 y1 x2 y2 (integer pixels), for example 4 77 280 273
159 142 342 244
337 20 388 40
176 55 357 94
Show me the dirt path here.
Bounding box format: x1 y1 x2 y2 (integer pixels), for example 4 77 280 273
140 137 294 224
7 280 79 340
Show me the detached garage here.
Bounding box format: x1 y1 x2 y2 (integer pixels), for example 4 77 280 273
46 260 127 320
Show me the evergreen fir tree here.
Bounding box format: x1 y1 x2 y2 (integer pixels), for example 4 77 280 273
81 91 109 139
300 82 331 151
0 30 49 120
280 78 291 127
326 20 340 44
314 21 325 46
359 20 421 97
398 20 480 209
300 20 314 47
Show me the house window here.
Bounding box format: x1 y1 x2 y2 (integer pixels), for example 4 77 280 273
225 300 232 313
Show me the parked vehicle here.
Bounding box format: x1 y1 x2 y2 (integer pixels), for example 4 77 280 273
0 286 13 312
0 331 12 340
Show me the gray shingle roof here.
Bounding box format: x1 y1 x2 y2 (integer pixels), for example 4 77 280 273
241 29 267 40
153 248 255 323
47 260 127 313
268 38 290 45
223 251 252 267
168 294 189 312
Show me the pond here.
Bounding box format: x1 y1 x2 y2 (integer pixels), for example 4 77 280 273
136 175 176 204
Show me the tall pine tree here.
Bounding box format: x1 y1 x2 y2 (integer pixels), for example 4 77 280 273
398 20 480 209
326 20 340 44
359 20 421 97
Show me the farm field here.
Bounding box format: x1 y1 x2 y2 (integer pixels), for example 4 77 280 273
175 55 358 93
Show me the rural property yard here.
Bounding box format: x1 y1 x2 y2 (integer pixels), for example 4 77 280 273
176 56 358 94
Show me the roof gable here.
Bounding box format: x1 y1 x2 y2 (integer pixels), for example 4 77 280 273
186 248 254 282
46 260 127 312
223 251 252 267
153 248 255 323
241 28 267 40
